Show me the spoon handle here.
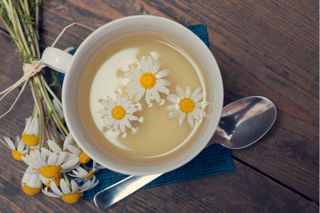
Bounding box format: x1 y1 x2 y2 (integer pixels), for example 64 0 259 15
93 138 222 210
94 174 162 209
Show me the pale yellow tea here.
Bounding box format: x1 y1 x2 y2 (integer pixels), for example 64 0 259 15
78 33 208 164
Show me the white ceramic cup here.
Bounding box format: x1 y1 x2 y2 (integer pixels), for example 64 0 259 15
41 15 224 175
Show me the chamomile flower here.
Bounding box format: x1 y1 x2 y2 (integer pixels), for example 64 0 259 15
21 167 42 196
167 86 207 128
22 149 78 180
99 95 143 138
47 134 92 164
22 116 40 147
0 136 28 161
42 177 99 204
125 55 171 107
69 162 103 181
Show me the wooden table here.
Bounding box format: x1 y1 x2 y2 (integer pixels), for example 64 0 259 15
0 1 318 212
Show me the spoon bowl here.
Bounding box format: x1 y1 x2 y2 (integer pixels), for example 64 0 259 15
216 96 277 149
94 96 277 209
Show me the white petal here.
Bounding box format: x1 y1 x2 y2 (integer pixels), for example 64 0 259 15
155 69 170 78
17 141 25 152
151 89 161 103
48 140 62 153
56 153 67 166
185 86 191 97
63 134 74 149
152 62 160 73
119 120 126 133
178 112 186 125
71 180 80 193
60 179 71 194
157 79 171 87
42 187 60 198
47 153 58 166
145 90 152 105
40 148 52 159
155 83 169 94
126 114 138 121
123 119 132 129
167 94 179 103
176 86 185 98
134 87 145 102
61 156 79 170
187 113 195 128
145 56 154 71
191 87 203 102
66 145 81 155
50 181 63 196
4 137 15 150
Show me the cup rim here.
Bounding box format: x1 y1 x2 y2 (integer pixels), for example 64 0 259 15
62 15 224 175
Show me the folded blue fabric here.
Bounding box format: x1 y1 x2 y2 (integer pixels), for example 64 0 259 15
76 24 234 200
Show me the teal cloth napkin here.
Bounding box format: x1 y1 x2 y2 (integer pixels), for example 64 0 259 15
59 24 234 200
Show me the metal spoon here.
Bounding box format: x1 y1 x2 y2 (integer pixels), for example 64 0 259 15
94 96 277 210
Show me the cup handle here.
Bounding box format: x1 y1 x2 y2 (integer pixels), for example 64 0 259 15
41 47 73 73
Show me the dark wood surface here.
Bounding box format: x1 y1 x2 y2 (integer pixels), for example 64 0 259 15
0 0 318 212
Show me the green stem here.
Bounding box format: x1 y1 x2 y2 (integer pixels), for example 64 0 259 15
40 75 62 108
35 76 68 136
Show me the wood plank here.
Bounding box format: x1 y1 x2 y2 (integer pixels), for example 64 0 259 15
0 1 318 211
38 0 319 201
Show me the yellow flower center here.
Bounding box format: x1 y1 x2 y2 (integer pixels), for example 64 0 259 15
111 106 126 120
179 98 195 113
61 192 81 204
38 166 61 179
22 134 40 146
44 178 60 188
140 72 156 89
79 151 91 164
21 184 41 196
84 171 95 180
11 150 24 161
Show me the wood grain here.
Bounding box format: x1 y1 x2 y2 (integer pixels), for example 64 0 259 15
0 0 318 212
35 0 319 201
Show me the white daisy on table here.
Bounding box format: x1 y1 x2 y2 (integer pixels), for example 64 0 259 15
47 134 91 164
42 177 99 204
125 55 171 107
21 167 42 196
22 148 78 180
167 86 208 128
0 136 28 161
21 116 40 147
99 95 143 138
69 161 103 181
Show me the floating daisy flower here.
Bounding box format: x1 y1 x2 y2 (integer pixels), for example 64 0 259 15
69 162 103 181
22 116 40 147
125 55 171 107
167 86 207 128
42 177 99 204
99 95 143 138
22 149 78 179
21 167 42 196
0 136 28 161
